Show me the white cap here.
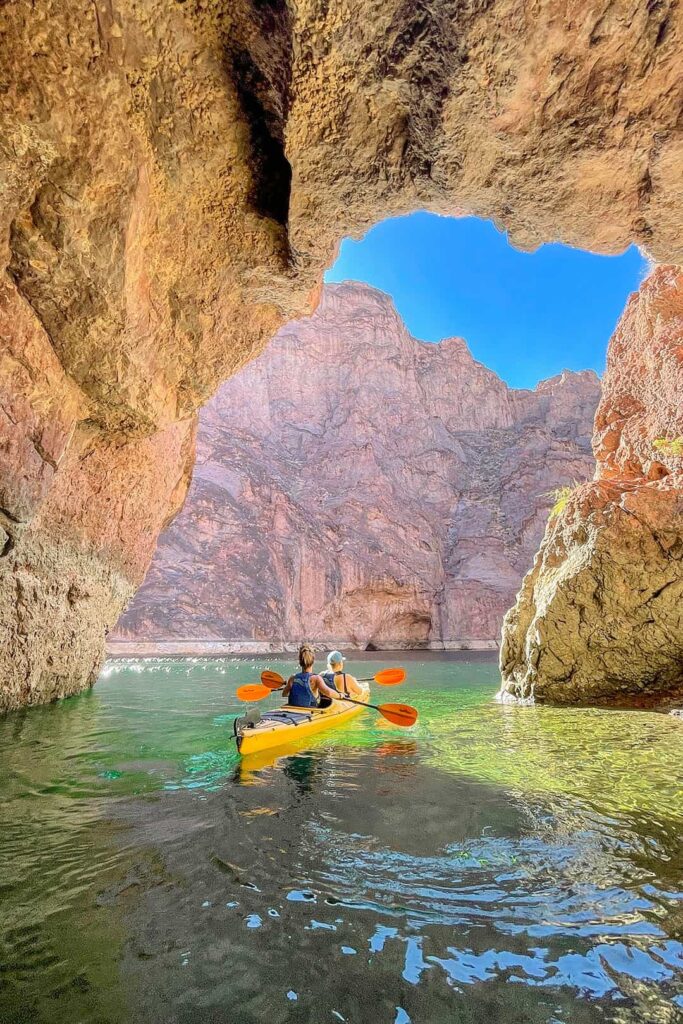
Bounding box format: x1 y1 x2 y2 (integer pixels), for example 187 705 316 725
327 650 345 668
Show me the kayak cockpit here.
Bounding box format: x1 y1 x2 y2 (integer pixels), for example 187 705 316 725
234 690 369 757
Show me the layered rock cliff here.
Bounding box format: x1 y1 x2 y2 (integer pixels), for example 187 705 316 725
114 283 599 648
1 0 681 706
500 266 683 706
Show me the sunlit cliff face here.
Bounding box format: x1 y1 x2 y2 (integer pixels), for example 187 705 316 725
0 0 681 708
113 282 601 650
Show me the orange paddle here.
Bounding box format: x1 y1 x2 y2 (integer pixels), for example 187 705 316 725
343 698 417 727
358 668 406 686
261 670 286 690
236 683 272 702
237 680 418 727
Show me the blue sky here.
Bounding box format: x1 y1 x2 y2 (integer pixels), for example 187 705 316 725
325 213 648 390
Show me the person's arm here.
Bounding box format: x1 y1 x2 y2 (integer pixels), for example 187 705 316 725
314 675 341 700
282 675 294 699
345 673 364 697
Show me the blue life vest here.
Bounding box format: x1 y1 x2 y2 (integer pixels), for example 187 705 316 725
321 670 348 696
289 671 317 708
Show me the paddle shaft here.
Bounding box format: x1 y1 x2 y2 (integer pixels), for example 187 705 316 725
262 669 404 688
285 695 413 724
340 695 381 712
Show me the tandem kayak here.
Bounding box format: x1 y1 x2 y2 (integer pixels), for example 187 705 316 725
234 688 369 757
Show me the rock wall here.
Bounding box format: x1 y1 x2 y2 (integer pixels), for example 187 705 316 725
114 283 599 648
0 272 196 708
1 0 681 707
500 267 683 706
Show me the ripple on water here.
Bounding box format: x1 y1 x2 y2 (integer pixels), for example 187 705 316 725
1 653 682 1024
291 815 683 1002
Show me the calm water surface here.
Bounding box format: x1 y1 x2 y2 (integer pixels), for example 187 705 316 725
1 653 682 1024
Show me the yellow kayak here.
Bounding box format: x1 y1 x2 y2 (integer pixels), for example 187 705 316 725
234 689 369 757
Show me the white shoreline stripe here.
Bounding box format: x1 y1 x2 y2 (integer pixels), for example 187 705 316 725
105 639 500 658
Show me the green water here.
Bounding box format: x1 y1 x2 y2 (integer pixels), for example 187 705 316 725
1 652 682 1024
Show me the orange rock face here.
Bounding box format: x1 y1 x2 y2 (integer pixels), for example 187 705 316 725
0 414 195 710
0 233 196 710
500 267 683 705
114 284 599 649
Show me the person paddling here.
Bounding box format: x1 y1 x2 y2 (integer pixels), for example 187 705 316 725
282 644 340 708
321 650 365 704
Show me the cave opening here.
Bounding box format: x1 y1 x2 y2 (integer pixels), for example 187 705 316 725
3 14 683 1019
0 0 679 719
113 211 649 659
325 212 648 389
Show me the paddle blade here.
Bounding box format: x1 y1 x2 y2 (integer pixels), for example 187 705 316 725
374 668 406 686
378 703 418 727
261 670 285 689
236 684 271 702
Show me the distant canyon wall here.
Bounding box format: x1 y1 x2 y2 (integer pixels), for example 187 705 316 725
114 283 600 649
1 0 681 707
500 266 683 706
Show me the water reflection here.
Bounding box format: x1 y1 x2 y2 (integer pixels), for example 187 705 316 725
115 752 683 1023
0 653 682 1023
282 753 319 795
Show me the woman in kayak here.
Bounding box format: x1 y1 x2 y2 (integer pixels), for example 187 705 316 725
282 644 340 708
321 650 365 702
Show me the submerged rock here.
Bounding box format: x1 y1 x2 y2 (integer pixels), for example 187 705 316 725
114 283 599 649
500 268 683 706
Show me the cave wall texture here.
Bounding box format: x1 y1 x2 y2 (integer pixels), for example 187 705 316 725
0 0 682 708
